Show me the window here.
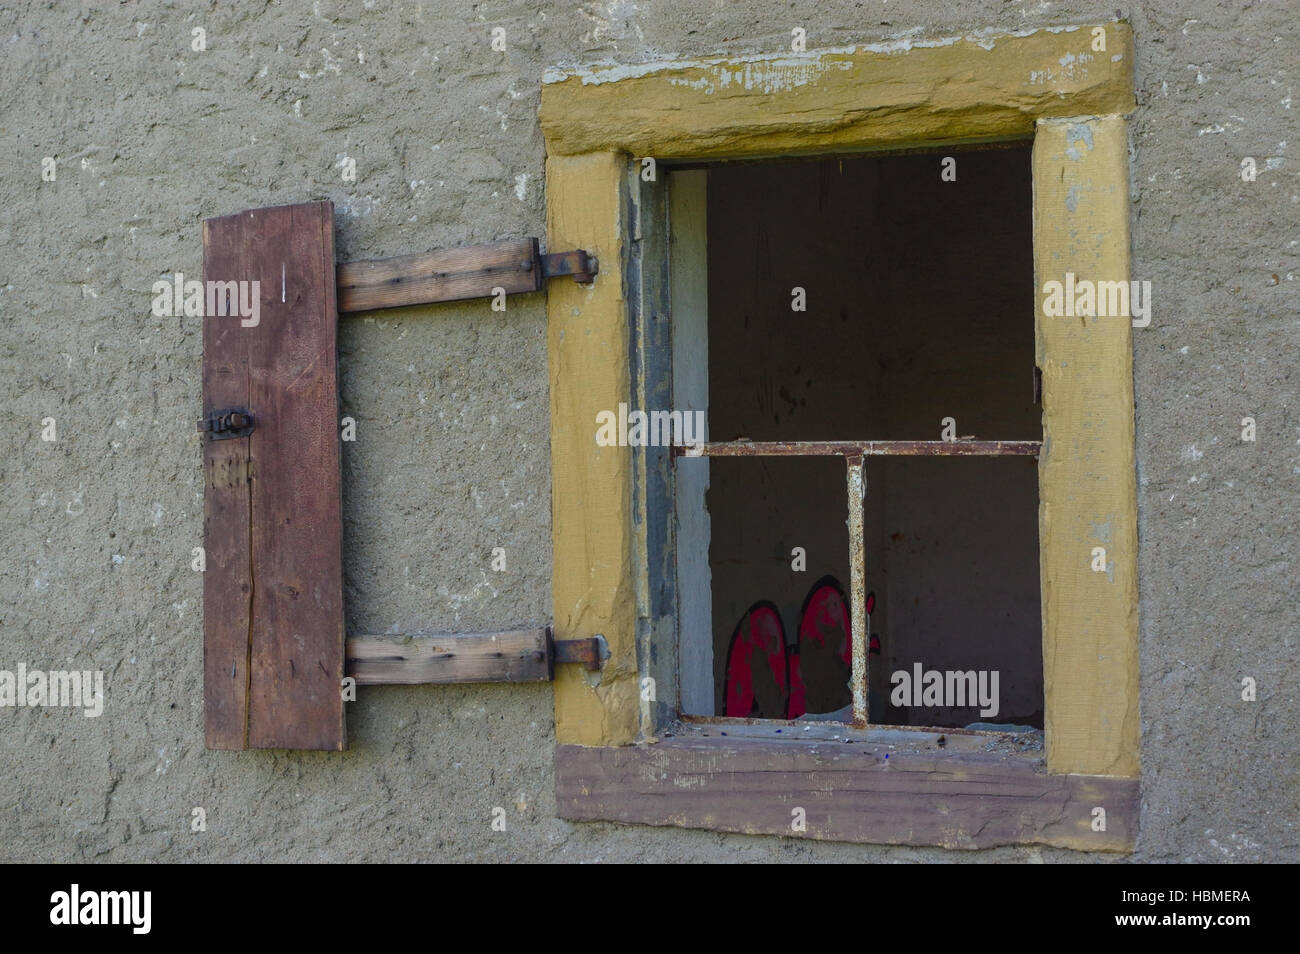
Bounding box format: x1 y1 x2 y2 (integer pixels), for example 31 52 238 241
543 23 1141 850
671 149 1043 731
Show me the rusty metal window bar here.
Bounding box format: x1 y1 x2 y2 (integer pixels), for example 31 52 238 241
673 439 1041 727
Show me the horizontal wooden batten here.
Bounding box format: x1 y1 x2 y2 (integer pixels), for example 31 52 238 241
337 238 542 313
346 628 553 685
555 737 1139 852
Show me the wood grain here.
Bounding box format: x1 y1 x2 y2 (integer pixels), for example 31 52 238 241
346 630 551 685
555 736 1139 851
337 238 541 312
201 220 254 750
202 200 346 751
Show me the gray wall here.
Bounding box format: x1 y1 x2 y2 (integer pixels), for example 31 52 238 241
1 1 1294 862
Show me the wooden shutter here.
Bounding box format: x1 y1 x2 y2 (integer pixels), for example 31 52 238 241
201 200 345 751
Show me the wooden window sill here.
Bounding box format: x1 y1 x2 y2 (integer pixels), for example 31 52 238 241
555 724 1138 852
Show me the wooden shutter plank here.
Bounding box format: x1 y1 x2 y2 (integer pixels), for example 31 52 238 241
201 226 254 750
202 201 346 751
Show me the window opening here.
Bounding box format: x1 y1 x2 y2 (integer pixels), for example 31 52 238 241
671 145 1044 730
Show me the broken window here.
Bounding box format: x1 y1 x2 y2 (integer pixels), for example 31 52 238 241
671 145 1044 730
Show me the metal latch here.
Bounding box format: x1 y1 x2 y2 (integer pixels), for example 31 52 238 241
199 407 255 441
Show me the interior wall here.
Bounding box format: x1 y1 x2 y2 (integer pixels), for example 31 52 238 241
706 148 1042 726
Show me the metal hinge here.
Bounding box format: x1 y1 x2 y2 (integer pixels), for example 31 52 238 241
550 632 607 671
539 249 598 285
198 407 255 441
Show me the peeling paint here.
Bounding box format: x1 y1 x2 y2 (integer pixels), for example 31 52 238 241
1065 123 1094 160
551 48 863 89
543 22 1124 86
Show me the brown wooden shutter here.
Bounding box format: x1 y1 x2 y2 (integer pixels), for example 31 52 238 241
201 200 345 751
198 201 601 750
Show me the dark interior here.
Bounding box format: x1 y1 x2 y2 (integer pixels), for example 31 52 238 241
704 145 1044 727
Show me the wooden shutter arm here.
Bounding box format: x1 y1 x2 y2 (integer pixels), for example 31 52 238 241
336 238 597 314
345 628 607 685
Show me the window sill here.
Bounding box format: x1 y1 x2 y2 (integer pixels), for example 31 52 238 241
555 724 1138 852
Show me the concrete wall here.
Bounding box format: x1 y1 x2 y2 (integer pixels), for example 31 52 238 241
1 1 1294 862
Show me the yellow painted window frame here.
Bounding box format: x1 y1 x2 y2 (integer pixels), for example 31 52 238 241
542 23 1139 783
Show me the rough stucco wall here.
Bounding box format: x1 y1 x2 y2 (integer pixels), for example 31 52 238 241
0 1 1294 862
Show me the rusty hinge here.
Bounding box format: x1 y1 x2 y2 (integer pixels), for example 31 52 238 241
539 249 598 285
550 632 606 671
198 407 255 441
